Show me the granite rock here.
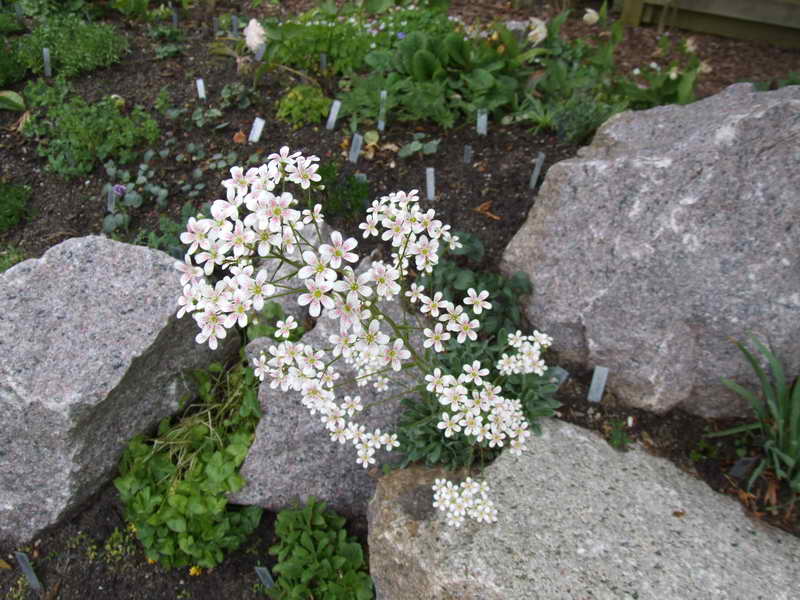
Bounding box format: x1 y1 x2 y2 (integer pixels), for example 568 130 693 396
368 418 800 599
502 83 800 417
0 236 238 546
230 259 421 518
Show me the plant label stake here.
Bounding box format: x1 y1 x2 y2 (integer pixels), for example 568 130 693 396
212 17 219 36
349 133 363 164
171 5 178 27
106 186 116 213
14 553 43 593
377 90 388 132
42 47 51 77
255 566 275 589
231 15 239 38
426 167 435 201
16 2 23 19
463 144 473 164
529 151 545 189
325 99 342 130
476 109 488 136
587 366 609 403
354 173 367 182
196 78 206 102
320 52 328 71
248 117 265 143
550 366 570 390
254 43 266 61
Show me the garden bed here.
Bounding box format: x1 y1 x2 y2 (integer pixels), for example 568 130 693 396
1 1 799 598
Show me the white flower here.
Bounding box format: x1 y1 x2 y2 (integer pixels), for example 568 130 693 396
244 19 266 54
583 8 599 26
463 288 491 314
437 412 462 438
527 18 547 46
275 316 298 339
423 323 450 353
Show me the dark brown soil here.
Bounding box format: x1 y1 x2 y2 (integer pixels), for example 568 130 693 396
2 1 799 599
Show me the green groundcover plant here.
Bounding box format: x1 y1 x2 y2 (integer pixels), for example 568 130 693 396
23 77 159 177
174 145 559 528
707 337 800 494
15 14 129 77
0 180 31 232
276 84 332 129
115 358 263 569
267 497 373 599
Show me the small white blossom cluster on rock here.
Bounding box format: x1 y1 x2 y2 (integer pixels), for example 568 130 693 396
432 477 498 527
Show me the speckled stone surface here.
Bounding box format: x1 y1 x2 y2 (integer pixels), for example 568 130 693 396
368 418 800 600
502 83 800 418
0 236 238 546
230 259 419 518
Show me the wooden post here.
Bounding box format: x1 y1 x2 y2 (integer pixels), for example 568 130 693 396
621 0 645 25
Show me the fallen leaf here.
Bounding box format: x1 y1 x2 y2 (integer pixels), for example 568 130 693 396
44 580 61 600
0 559 10 569
672 510 686 518
381 143 400 152
472 200 501 221
764 478 779 508
232 130 246 144
640 430 656 448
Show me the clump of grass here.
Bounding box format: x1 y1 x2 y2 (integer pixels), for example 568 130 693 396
0 245 26 272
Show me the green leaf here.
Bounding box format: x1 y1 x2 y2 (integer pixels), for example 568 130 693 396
364 0 392 14
166 516 187 533
453 270 475 291
0 91 25 112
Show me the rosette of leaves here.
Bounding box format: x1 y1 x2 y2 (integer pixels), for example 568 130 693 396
277 84 332 129
115 359 263 569
267 497 373 600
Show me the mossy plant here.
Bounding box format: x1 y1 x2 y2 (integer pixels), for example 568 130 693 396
0 181 31 232
15 14 129 78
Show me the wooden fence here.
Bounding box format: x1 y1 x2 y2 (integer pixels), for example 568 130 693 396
619 0 800 48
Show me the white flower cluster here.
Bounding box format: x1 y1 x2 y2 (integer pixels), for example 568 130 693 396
432 477 498 527
175 146 555 527
497 329 552 377
174 147 489 470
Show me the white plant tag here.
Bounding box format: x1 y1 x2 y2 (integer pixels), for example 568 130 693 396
587 366 609 403
529 151 545 189
325 99 342 130
349 133 363 163
42 47 51 77
377 89 388 132
476 109 488 136
463 144 473 164
248 117 265 143
196 78 206 101
426 167 435 201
